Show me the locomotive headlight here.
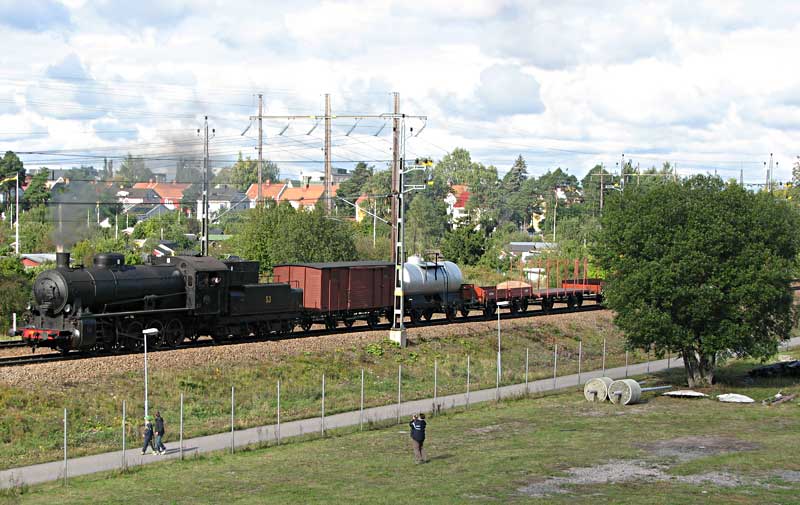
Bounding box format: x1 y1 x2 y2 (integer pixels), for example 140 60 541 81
64 304 71 313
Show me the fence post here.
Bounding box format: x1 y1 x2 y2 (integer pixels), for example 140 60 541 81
625 351 629 377
230 386 235 454
63 408 67 486
121 400 126 470
577 341 582 385
397 365 402 423
179 393 184 460
321 374 326 437
466 355 470 409
667 351 671 368
552 344 558 390
433 360 438 413
359 369 364 431
12 312 16 333
525 348 529 395
602 338 606 375
276 380 281 445
647 348 651 374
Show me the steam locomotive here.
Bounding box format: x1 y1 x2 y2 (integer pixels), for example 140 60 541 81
15 251 602 353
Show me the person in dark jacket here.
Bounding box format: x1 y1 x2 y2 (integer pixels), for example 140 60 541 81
409 413 427 463
141 417 155 455
154 411 167 455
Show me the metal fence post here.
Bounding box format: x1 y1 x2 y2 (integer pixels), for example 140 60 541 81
397 365 402 423
179 393 184 460
577 341 582 385
121 400 126 470
321 374 326 436
433 360 438 413
277 380 281 445
63 408 67 486
466 355 470 409
602 338 606 375
230 386 235 454
647 349 651 374
552 344 558 390
667 351 671 368
359 369 364 431
525 348 529 394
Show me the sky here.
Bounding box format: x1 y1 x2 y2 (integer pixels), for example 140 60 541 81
0 0 799 185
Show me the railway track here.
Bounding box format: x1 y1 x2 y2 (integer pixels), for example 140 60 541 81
0 341 26 349
0 303 605 368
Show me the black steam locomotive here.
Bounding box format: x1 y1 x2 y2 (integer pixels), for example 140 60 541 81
19 252 302 352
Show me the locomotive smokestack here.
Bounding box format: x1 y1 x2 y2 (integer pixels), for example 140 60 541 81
56 252 70 269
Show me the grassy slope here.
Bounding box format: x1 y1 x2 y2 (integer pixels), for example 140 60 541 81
3 354 800 504
0 312 634 470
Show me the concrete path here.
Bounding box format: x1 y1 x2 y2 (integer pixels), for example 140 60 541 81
2 337 798 490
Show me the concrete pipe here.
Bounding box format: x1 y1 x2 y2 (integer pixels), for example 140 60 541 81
583 377 614 402
608 379 642 405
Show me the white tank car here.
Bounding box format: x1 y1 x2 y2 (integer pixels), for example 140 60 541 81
402 255 463 296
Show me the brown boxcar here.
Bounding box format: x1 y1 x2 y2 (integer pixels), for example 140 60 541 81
272 261 393 313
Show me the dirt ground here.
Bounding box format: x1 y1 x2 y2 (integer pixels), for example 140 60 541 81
517 435 764 497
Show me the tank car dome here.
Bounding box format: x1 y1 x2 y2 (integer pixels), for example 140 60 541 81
33 270 69 313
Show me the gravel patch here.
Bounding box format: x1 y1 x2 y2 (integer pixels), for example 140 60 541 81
0 309 613 387
636 436 762 462
517 460 756 497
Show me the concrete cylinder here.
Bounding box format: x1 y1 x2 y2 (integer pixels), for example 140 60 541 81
583 377 613 402
608 379 642 405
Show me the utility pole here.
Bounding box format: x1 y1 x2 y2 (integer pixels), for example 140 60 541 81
324 93 332 212
391 92 400 262
245 92 423 218
14 171 19 255
257 93 263 204
599 163 604 212
620 153 625 189
768 153 774 192
199 116 214 256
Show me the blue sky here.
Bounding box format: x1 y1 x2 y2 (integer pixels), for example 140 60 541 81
0 0 798 184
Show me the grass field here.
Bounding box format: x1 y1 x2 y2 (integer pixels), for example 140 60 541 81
0 311 636 470
3 353 799 504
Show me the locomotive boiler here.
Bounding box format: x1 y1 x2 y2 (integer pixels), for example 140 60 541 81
20 252 302 352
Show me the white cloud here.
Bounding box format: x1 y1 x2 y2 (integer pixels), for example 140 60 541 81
0 0 799 184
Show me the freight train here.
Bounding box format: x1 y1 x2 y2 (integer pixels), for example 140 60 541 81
14 251 602 353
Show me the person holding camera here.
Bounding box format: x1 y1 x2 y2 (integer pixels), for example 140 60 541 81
409 413 427 463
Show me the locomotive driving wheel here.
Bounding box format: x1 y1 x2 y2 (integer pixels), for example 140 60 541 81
164 319 185 348
125 320 144 351
145 320 165 348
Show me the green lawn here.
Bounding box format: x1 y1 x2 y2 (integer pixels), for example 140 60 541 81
3 354 800 504
0 311 638 470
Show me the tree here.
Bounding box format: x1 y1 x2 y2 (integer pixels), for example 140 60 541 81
232 203 357 272
23 170 50 208
502 155 528 193
406 192 449 255
117 154 153 185
336 162 373 216
0 151 25 216
132 211 195 250
595 176 800 387
441 223 485 265
215 152 279 191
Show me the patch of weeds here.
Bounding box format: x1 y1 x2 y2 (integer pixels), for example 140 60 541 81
365 343 384 357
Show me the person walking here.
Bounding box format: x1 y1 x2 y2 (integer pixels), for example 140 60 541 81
141 416 155 455
409 413 427 463
154 411 167 455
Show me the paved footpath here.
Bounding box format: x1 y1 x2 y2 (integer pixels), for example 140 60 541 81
2 337 798 490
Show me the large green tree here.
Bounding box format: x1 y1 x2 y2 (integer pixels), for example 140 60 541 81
215 152 279 191
232 203 357 271
595 176 800 387
23 169 50 208
117 154 153 185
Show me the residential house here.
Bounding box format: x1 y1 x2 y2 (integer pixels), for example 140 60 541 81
133 181 193 210
278 184 338 211
298 168 351 187
444 185 471 227
244 181 287 208
125 203 171 223
195 186 248 220
19 253 56 268
116 188 160 207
